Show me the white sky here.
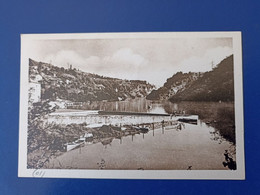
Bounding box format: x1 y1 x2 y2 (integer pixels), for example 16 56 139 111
28 38 233 87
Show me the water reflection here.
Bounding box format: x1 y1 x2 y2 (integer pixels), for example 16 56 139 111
47 98 236 170
94 98 235 144
101 138 113 147
47 120 235 170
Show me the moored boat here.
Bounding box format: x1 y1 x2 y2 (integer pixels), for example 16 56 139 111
132 126 149 133
66 139 85 151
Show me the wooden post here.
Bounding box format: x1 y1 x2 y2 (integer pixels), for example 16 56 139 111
162 120 165 134
162 124 164 134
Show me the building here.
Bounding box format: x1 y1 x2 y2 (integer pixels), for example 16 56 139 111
29 74 43 103
29 82 41 103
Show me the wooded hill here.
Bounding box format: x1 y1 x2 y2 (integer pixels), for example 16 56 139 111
29 59 155 102
146 72 202 100
147 55 234 102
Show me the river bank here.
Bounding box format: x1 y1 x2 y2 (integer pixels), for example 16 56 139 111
164 101 235 143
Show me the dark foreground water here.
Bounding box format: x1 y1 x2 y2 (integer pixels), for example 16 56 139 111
46 98 235 170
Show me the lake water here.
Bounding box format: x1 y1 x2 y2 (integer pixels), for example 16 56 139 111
46 98 235 170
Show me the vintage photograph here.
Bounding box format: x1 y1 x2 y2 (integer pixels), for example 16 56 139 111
19 32 244 179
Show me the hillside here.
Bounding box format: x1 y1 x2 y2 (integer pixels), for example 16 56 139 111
146 55 234 102
169 55 234 102
29 59 155 102
146 72 202 100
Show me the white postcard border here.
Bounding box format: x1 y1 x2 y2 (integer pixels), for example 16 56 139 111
18 32 245 179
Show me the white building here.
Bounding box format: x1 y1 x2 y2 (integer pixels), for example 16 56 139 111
28 73 43 103
29 82 41 103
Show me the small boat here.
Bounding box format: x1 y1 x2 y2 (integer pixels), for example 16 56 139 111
121 127 127 131
66 139 85 151
132 126 149 133
177 115 198 125
139 127 149 133
79 137 86 141
132 126 140 130
178 118 197 125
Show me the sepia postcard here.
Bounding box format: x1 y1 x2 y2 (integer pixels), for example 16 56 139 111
18 32 245 179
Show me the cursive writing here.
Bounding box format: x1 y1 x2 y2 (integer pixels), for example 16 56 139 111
32 169 45 178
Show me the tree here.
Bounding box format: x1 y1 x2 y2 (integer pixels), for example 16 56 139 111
28 100 56 152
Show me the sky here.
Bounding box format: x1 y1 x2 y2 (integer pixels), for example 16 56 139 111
27 37 233 87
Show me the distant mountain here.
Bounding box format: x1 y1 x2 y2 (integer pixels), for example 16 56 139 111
29 59 155 102
146 55 234 102
169 55 234 102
